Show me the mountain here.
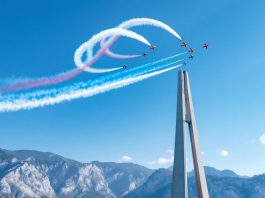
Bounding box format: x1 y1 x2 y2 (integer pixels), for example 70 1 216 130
168 165 242 178
0 148 265 198
126 168 265 198
188 166 244 178
0 149 153 198
125 168 172 198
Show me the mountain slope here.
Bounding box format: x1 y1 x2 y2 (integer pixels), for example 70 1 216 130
188 166 243 178
92 161 153 197
0 148 265 198
0 149 153 198
126 168 265 198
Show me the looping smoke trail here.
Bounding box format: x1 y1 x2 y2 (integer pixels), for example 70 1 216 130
100 37 142 59
0 18 182 93
0 28 150 93
100 18 182 60
74 28 151 73
0 18 185 112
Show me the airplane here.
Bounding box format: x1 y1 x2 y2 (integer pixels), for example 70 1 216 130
142 52 148 57
202 43 209 49
122 65 128 69
150 45 157 51
183 62 187 66
188 55 194 59
188 48 195 53
181 41 188 47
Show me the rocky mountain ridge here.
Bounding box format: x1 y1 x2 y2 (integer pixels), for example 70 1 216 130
0 148 264 198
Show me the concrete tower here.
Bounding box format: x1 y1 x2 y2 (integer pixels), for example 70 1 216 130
171 70 209 198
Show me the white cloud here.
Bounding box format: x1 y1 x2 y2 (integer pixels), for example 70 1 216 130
166 149 174 154
119 155 133 162
260 134 265 145
148 157 174 165
220 150 229 157
158 157 173 164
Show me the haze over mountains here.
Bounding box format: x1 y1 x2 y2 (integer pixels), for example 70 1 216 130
0 148 264 198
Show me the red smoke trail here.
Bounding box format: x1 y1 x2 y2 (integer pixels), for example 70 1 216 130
0 33 116 93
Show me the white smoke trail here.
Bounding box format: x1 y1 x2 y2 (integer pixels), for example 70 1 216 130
0 18 181 93
74 28 151 73
0 65 181 112
101 18 182 60
0 27 151 90
120 18 182 40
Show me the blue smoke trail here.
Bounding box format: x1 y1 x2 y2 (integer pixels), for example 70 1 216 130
87 52 186 85
0 53 185 112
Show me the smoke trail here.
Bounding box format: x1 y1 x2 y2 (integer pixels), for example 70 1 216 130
100 18 182 60
0 28 150 92
0 18 183 94
74 28 151 73
74 53 185 87
0 59 183 112
100 38 142 59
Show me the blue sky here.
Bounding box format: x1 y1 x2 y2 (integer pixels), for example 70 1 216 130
0 0 265 176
